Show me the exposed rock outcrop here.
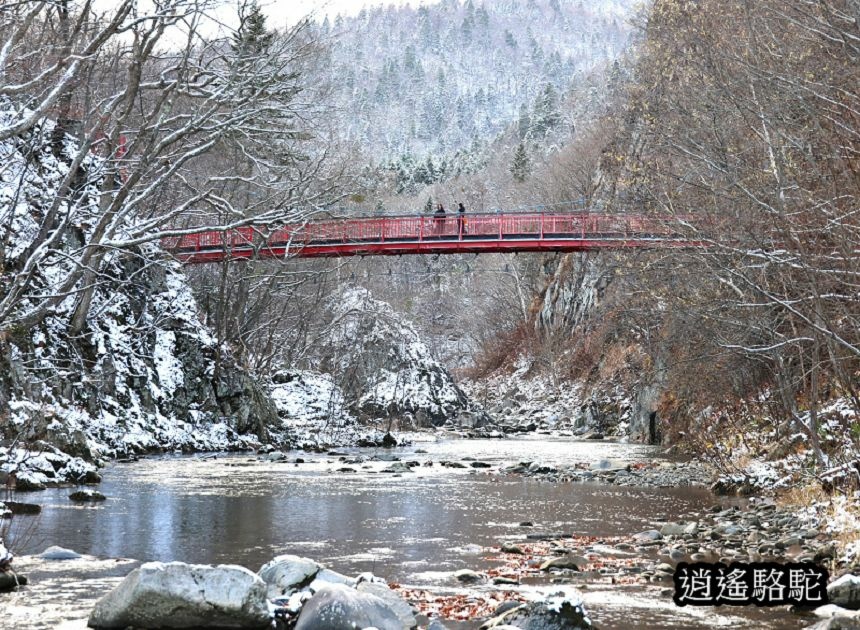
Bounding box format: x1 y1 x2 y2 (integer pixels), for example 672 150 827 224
0 110 282 459
311 286 482 427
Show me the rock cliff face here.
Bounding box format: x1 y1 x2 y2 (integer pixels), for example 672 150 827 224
527 131 665 443
311 287 478 427
0 255 282 458
0 107 280 458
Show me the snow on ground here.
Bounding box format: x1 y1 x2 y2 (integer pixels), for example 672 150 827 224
461 360 630 437
268 370 372 448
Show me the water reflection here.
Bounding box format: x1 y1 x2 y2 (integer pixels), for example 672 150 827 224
21 437 708 577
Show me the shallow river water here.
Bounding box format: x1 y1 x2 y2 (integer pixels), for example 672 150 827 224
4 436 808 629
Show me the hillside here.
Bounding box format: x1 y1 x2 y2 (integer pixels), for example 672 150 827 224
317 0 636 167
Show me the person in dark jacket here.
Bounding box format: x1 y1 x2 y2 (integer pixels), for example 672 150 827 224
457 202 466 236
434 203 446 234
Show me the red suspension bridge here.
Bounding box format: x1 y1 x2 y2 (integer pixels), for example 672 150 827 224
162 211 699 263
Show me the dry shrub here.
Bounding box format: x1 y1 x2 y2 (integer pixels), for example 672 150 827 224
468 322 536 378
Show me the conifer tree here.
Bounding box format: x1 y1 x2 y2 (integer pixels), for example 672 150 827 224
511 142 530 182
532 83 561 137
517 103 531 139
232 1 274 61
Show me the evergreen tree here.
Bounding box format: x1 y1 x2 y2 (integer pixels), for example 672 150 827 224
532 83 561 137
511 142 530 182
476 5 490 29
461 15 474 40
424 196 434 214
232 1 274 60
517 103 531 139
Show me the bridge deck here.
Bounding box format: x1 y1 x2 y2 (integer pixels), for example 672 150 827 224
162 212 694 263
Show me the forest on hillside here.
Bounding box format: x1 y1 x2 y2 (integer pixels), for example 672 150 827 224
1 1 860 629
0 0 856 475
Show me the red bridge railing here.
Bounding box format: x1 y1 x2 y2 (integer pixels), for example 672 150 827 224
162 212 695 263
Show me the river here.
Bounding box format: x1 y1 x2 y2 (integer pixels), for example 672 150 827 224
3 436 807 628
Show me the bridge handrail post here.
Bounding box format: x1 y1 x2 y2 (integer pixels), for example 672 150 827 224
381 217 386 243
540 212 544 240
419 216 424 242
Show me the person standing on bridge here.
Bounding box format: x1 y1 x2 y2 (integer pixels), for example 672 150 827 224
457 202 467 236
434 203 446 235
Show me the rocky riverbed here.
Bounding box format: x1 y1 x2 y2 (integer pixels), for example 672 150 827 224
2 437 859 629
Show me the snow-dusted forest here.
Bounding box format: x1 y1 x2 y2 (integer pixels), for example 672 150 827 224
1 1 859 629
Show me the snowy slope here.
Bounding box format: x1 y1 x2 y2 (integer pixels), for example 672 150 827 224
316 0 636 162
0 103 282 458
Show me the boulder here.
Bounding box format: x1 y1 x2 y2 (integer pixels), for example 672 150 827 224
5 501 41 515
540 555 588 571
40 546 82 560
453 569 484 583
293 583 405 630
70 490 106 502
0 571 27 592
356 581 417 628
88 561 270 629
633 530 663 542
13 476 45 491
829 574 860 611
660 521 697 537
481 589 592 629
258 554 322 599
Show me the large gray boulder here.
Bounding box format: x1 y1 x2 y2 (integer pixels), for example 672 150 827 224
481 590 592 630
293 583 406 630
356 581 418 628
258 554 322 599
88 561 270 629
829 574 860 611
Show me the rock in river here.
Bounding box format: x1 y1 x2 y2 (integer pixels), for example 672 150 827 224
0 571 27 592
88 561 270 629
39 546 82 560
70 490 106 502
540 555 588 571
481 588 592 629
454 569 484 583
258 554 323 598
294 583 408 630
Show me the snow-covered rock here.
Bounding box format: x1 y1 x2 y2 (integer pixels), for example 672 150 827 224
258 554 323 599
0 443 99 488
0 539 12 567
311 286 479 426
39 546 82 560
268 370 365 448
481 588 592 629
88 561 270 629
0 105 282 459
293 583 407 630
